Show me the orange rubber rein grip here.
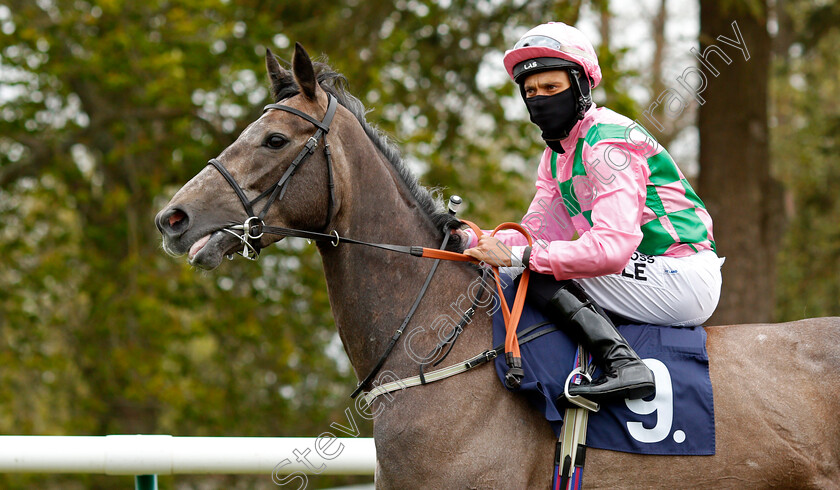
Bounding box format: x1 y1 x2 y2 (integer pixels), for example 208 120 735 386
417 219 533 389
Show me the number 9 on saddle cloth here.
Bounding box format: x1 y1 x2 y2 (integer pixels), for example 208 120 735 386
491 274 716 456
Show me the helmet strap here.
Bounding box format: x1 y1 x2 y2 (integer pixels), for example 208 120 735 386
568 68 593 120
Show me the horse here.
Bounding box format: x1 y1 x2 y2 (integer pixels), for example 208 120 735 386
155 43 840 488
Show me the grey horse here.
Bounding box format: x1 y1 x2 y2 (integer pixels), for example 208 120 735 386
156 43 840 488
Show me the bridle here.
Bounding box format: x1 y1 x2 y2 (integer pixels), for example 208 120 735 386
203 92 534 396
207 92 455 261
208 93 339 260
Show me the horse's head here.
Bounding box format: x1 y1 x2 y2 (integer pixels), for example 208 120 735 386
155 43 340 269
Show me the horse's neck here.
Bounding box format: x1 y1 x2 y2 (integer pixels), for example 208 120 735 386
310 121 556 488
317 136 454 378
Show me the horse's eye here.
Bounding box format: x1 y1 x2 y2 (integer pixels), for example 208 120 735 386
265 134 288 149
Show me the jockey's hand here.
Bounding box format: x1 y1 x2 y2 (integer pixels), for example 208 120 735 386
463 235 512 267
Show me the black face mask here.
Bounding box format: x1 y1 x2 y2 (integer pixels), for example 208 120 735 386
524 88 579 154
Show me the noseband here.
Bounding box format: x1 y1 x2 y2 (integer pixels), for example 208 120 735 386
208 94 339 259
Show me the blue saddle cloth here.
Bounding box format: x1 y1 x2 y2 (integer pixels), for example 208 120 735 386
491 279 715 456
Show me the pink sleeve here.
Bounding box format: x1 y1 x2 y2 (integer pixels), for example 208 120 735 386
463 150 575 252
528 141 646 280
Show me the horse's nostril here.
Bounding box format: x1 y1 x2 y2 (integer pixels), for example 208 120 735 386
169 210 187 228
160 207 190 236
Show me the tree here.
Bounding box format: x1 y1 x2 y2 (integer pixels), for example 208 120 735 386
771 0 840 321
697 0 783 324
0 1 594 488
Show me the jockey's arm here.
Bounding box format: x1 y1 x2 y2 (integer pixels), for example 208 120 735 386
464 143 646 279
529 141 646 280
461 151 575 258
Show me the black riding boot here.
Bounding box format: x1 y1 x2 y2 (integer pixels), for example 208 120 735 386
544 280 655 402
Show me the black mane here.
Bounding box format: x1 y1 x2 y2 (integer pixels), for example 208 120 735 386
273 62 464 251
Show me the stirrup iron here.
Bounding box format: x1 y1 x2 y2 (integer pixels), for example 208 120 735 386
563 367 599 412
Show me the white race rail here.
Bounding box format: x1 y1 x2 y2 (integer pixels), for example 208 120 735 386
0 436 376 475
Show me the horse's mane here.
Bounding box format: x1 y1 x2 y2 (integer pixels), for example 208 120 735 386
272 62 464 252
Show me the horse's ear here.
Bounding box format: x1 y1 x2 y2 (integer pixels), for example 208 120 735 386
292 42 317 100
265 48 294 102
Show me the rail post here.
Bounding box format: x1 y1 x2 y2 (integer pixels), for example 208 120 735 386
135 474 158 490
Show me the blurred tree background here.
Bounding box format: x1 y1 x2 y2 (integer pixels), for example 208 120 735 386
0 0 836 488
772 0 840 321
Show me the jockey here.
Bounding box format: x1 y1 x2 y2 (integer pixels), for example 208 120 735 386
461 22 723 402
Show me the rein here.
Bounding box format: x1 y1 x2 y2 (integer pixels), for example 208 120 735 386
344 220 533 397
206 93 534 397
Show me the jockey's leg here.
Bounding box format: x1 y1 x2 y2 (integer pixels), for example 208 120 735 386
576 250 724 326
526 273 656 402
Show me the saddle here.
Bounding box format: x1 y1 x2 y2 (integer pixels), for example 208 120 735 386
490 282 715 488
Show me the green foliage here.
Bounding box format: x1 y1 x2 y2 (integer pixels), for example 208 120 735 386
772 0 840 321
0 1 637 487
